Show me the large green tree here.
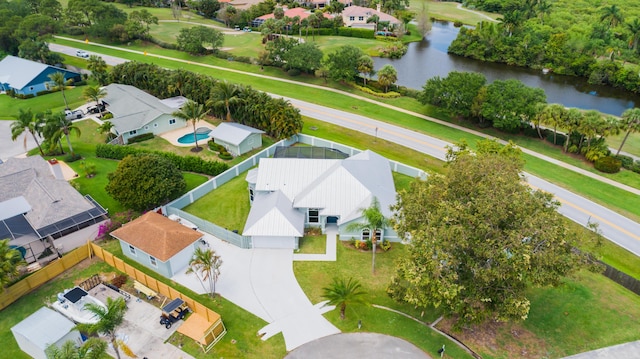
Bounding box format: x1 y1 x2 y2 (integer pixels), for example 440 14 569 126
480 79 546 132
0 239 24 290
282 42 324 74
420 71 486 118
322 277 367 320
106 154 186 211
87 55 109 86
324 45 366 82
388 140 581 327
208 80 241 122
77 297 127 359
186 247 223 298
176 26 224 55
172 100 209 151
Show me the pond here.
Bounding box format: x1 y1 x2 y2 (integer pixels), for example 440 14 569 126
373 21 640 116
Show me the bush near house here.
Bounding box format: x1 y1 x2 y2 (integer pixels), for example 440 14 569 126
127 133 155 144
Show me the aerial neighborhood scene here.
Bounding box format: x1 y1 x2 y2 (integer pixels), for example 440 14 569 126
2 0 640 357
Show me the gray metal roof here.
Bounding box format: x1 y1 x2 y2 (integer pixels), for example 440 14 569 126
210 122 265 146
0 56 76 90
103 84 177 132
0 156 93 229
243 190 305 237
11 307 76 350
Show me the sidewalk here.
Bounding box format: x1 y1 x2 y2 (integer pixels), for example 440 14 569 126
561 340 640 359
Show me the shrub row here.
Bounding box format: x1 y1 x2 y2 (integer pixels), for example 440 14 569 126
337 27 375 39
213 50 253 64
594 156 622 173
354 85 401 98
96 144 229 176
127 133 154 144
614 154 634 169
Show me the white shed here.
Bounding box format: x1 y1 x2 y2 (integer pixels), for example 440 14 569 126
11 307 82 359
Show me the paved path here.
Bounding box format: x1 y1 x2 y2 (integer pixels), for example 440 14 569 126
171 232 340 351
561 340 640 359
456 3 499 22
293 223 338 261
285 333 431 359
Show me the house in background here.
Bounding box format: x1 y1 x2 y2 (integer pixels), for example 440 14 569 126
209 122 264 156
244 149 397 249
294 0 352 10
252 6 334 27
102 84 188 145
0 55 81 97
11 307 83 359
0 156 108 263
111 212 203 277
341 5 401 30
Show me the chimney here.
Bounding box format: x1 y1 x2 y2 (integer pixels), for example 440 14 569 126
48 158 64 180
376 3 381 12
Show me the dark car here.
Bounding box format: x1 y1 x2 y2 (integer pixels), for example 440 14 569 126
87 103 106 114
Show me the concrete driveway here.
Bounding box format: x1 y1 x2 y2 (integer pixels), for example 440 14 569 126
0 120 40 161
171 233 340 351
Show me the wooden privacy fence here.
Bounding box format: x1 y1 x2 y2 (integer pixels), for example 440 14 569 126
0 244 90 310
89 243 224 325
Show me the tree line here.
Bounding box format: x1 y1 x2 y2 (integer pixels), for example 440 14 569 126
109 61 303 139
420 71 640 172
452 0 640 94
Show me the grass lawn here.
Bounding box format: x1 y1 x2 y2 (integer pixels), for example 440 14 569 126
413 0 501 25
100 239 286 358
182 174 250 231
0 85 90 120
297 235 326 254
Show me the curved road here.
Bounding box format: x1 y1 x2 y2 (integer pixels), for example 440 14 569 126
50 42 640 257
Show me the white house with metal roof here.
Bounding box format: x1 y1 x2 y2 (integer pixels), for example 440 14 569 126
0 55 81 97
244 150 397 249
11 307 82 359
103 84 187 144
209 122 265 156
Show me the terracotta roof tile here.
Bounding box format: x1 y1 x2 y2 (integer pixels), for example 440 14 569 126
111 212 202 261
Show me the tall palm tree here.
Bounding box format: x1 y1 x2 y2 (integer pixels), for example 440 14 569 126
83 85 106 117
563 108 583 153
172 100 209 152
346 197 390 274
77 297 127 359
97 120 115 141
46 338 107 359
48 71 70 109
540 103 567 144
208 81 241 122
600 4 624 29
626 18 640 51
50 112 81 157
186 247 222 297
357 55 375 86
377 64 397 93
11 108 45 156
0 239 24 290
617 108 640 155
322 277 367 320
366 14 379 32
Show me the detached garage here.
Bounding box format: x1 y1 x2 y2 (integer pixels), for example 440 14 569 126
242 191 304 249
11 307 82 359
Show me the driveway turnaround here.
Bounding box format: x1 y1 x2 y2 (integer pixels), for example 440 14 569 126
285 333 431 359
172 233 340 351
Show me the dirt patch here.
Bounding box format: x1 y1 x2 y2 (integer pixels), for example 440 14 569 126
436 317 549 358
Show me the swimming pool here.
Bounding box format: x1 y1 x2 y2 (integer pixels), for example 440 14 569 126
177 129 211 144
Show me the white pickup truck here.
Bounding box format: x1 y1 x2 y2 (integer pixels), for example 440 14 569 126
64 109 84 120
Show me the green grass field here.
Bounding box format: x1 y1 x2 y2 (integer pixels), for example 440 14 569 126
0 85 90 120
412 0 501 25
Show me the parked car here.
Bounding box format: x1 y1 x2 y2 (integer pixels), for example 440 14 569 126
76 50 89 58
234 25 240 31
243 27 252 32
65 109 84 120
87 103 106 114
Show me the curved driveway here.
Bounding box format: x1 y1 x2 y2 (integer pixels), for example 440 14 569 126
49 41 640 256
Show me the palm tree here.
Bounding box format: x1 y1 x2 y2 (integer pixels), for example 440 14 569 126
346 197 390 274
322 277 367 320
48 71 70 109
357 55 375 86
77 297 127 359
186 247 222 298
617 108 640 155
366 14 380 32
540 103 567 144
563 108 583 153
11 108 45 156
83 85 106 117
208 81 241 122
172 100 209 152
49 112 81 157
626 18 640 51
0 239 24 290
46 338 107 359
97 120 115 141
376 64 397 93
600 4 624 29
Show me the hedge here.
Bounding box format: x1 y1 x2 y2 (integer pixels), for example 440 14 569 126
594 156 621 173
127 133 154 144
614 154 634 169
337 27 375 39
96 144 228 176
546 132 566 146
354 85 401 98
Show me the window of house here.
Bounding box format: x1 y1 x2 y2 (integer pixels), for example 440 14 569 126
129 130 137 135
374 229 382 241
149 256 157 267
29 86 34 91
349 16 355 21
358 16 364 21
154 123 158 127
308 208 319 223
144 126 149 130
361 229 370 240
129 245 136 255
169 119 176 125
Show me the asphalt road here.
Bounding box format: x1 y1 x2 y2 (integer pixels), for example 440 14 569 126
49 42 640 257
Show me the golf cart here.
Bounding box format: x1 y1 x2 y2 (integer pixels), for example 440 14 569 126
159 298 189 329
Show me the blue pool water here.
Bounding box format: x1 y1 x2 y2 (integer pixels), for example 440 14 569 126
177 131 211 144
